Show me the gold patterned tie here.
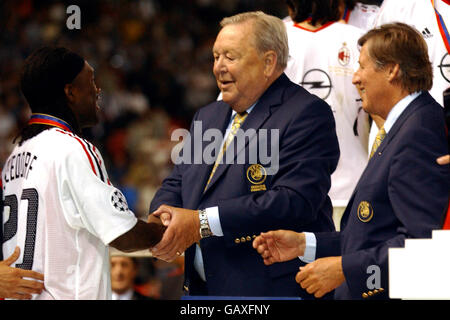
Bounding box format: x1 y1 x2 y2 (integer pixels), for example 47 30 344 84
204 111 248 190
369 126 386 159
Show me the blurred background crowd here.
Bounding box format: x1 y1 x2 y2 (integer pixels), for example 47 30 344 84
0 0 286 218
0 0 287 299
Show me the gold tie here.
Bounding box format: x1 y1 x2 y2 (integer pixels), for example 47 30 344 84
369 126 386 159
204 111 248 190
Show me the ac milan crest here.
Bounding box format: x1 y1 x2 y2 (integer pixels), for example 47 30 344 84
338 43 351 66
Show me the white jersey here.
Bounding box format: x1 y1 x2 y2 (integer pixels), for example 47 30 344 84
346 2 381 31
375 0 450 107
285 21 370 207
368 0 450 150
1 128 137 299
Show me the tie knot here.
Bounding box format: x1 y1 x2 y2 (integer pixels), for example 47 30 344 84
233 111 248 126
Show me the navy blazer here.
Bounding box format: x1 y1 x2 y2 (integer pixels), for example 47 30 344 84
150 73 340 298
316 92 450 300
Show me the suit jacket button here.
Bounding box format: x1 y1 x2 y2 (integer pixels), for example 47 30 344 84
379 288 384 292
368 291 373 296
362 293 368 299
235 238 240 244
240 237 246 243
373 289 379 295
246 236 251 241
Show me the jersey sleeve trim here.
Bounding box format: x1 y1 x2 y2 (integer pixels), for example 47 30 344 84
55 129 99 178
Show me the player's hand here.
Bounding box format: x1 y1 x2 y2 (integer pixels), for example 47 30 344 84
148 211 171 227
150 205 201 262
295 256 345 298
252 230 306 265
0 247 45 299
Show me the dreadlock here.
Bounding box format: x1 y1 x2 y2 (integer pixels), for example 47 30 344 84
16 46 85 145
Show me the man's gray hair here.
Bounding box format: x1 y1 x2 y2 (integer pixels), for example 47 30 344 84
220 11 289 71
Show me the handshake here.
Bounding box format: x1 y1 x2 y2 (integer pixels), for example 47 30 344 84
147 205 203 262
146 205 309 264
147 205 345 299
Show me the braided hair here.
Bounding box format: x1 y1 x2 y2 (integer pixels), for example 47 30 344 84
16 46 85 145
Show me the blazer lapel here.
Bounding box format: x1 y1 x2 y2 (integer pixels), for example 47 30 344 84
352 92 428 192
375 92 427 156
202 74 289 195
191 102 231 205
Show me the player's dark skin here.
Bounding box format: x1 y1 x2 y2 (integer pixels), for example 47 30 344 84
65 61 167 251
110 217 167 252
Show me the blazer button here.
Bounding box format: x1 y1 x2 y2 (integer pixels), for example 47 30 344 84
368 291 374 296
240 237 246 243
246 236 252 241
379 288 384 292
362 292 368 299
235 238 240 244
373 289 379 295
252 235 256 239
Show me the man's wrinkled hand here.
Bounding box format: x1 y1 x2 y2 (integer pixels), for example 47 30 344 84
0 247 45 299
295 256 345 298
150 205 201 262
252 230 306 265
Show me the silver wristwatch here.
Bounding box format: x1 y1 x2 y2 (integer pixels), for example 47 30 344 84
199 209 213 238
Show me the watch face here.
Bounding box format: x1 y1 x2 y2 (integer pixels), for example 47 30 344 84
201 227 212 238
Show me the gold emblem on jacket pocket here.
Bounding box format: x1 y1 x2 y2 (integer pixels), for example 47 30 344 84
246 164 267 192
357 201 373 223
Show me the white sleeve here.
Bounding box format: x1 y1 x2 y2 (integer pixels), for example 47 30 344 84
298 232 317 263
57 143 137 245
205 206 223 236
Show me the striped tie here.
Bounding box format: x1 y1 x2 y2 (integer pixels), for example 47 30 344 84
204 111 248 190
369 126 386 159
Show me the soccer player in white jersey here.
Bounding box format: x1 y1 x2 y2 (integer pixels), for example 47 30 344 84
284 0 370 229
341 0 382 31
1 47 165 299
367 0 450 146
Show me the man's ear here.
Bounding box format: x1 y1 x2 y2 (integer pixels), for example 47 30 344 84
387 63 401 83
64 83 75 103
263 50 278 78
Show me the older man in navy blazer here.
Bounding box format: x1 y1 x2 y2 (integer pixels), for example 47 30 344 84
253 23 450 300
149 11 339 298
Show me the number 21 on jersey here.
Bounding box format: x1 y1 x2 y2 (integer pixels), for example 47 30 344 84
3 188 39 270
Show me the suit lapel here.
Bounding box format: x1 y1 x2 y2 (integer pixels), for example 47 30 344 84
191 102 231 205
375 92 427 155
350 92 428 196
202 74 289 195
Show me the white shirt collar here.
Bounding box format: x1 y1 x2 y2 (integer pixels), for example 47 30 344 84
112 289 134 300
230 101 257 119
384 91 421 133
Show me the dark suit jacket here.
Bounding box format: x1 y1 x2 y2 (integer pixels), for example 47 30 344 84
150 73 340 298
316 91 450 300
